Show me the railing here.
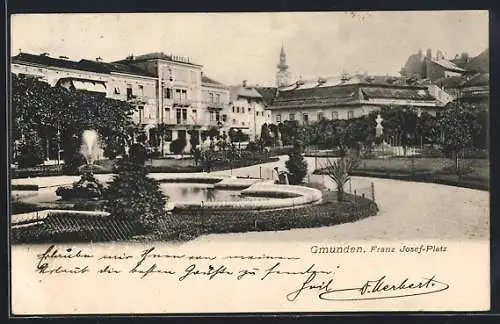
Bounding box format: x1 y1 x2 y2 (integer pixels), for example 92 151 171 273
173 98 191 106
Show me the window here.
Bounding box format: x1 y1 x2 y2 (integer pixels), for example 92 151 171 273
348 110 354 119
222 114 227 122
181 89 187 101
126 85 133 100
164 130 173 141
138 105 144 123
164 88 171 99
241 107 245 113
138 85 144 96
331 111 338 120
232 118 237 124
175 89 182 101
114 87 121 95
248 107 252 113
192 109 197 115
176 108 182 124
276 114 281 122
242 121 245 126
289 113 295 121
178 130 187 139
209 93 214 102
216 94 220 103
232 106 235 113
182 108 187 120
216 111 220 121
237 107 240 113
303 113 309 124
317 112 324 120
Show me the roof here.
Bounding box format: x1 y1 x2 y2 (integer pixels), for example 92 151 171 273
113 52 202 67
202 75 224 86
230 85 263 101
433 75 465 89
361 87 434 100
255 87 278 106
271 81 438 110
460 73 489 88
13 53 85 71
429 59 466 72
277 74 419 92
12 52 156 78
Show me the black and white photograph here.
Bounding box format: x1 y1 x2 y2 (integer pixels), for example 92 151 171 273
8 11 490 314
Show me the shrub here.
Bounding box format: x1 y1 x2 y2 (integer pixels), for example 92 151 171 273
286 141 308 184
323 157 359 201
15 133 45 168
170 137 187 154
62 152 87 175
104 157 168 234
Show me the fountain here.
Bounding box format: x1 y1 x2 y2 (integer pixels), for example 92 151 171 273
78 130 104 173
56 130 104 200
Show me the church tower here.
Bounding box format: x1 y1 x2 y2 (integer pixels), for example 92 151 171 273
276 43 291 88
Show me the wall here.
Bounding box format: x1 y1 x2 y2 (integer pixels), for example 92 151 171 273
271 106 366 124
228 98 271 139
201 84 230 128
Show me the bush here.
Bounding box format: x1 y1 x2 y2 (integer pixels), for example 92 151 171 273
15 133 45 168
170 137 187 154
286 141 308 184
63 152 87 175
104 159 168 233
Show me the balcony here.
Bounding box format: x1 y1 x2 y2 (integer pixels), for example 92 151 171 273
173 98 191 107
209 120 225 128
127 95 149 105
205 101 226 110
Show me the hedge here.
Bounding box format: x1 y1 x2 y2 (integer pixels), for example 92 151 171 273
11 190 378 244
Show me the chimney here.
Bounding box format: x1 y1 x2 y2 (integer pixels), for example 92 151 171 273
96 56 102 62
242 80 247 87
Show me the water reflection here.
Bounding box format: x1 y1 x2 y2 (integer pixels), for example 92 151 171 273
159 183 255 203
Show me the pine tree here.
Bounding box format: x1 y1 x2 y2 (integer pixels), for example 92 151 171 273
285 140 308 184
104 144 167 234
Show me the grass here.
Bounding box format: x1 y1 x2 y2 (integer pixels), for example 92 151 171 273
315 157 489 191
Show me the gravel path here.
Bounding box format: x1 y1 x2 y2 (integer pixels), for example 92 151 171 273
189 156 490 243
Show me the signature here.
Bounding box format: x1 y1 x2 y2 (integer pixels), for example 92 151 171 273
286 272 449 302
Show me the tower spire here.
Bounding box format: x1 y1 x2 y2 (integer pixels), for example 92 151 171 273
276 42 290 88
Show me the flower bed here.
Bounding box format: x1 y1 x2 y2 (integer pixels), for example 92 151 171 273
160 191 378 242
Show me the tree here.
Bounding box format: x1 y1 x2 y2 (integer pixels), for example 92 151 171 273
104 143 167 234
170 137 187 154
15 131 45 167
11 74 136 172
437 102 477 173
260 123 274 147
285 140 308 184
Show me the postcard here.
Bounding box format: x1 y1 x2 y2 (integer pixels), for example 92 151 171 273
9 11 490 315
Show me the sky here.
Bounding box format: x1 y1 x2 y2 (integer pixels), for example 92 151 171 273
11 11 489 87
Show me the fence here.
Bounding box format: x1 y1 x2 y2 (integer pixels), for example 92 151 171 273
306 173 376 203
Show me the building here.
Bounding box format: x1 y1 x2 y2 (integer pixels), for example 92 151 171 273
401 48 466 81
11 51 239 155
113 52 205 153
201 73 231 135
270 73 450 125
11 52 158 159
229 81 272 140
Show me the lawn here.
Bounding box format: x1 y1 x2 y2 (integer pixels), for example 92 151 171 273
315 157 489 191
